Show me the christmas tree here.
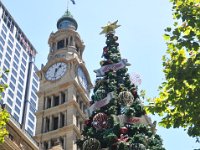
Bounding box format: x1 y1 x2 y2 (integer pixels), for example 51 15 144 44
77 21 165 150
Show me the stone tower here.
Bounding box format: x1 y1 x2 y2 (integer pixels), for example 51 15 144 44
34 10 92 150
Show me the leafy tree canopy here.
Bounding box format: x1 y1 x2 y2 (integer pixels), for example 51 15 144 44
0 70 9 143
147 0 200 138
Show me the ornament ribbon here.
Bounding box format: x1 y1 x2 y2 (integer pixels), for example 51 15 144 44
94 59 131 77
112 115 153 126
87 92 115 116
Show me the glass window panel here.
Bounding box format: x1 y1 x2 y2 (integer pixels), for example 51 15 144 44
11 75 16 84
15 105 20 114
29 113 35 122
22 52 27 60
8 90 14 98
18 84 23 92
9 34 14 42
21 64 26 72
1 30 6 39
4 59 10 68
0 36 5 45
30 98 36 108
16 43 21 51
13 113 19 122
28 120 34 129
14 55 19 63
19 77 24 85
15 48 20 56
5 53 11 61
11 69 17 77
27 127 33 136
17 91 22 99
32 79 38 88
7 47 12 55
16 98 21 107
9 82 15 91
2 24 7 33
7 97 13 106
13 61 18 70
22 58 26 66
20 70 24 78
8 40 13 49
0 44 3 52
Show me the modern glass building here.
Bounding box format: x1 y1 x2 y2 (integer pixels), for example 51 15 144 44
0 1 39 136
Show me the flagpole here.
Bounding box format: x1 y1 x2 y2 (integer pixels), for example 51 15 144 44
67 0 69 10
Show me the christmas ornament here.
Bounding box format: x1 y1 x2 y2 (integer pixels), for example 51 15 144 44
82 138 101 150
94 59 130 77
102 46 109 58
111 144 118 149
93 113 108 130
120 126 128 134
110 47 118 52
90 100 95 105
130 88 138 99
117 134 129 142
130 72 142 86
95 87 106 100
118 91 134 106
100 20 121 35
84 119 91 125
114 42 119 47
113 36 118 41
88 92 114 116
130 143 146 150
106 32 114 37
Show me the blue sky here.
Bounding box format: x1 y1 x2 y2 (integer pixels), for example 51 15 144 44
1 0 199 149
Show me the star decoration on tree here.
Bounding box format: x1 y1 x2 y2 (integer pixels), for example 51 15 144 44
100 20 121 35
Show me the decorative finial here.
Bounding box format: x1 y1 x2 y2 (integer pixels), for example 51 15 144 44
100 20 121 35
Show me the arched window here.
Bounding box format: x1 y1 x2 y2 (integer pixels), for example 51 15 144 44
70 36 73 46
75 44 79 52
66 38 68 47
57 40 64 49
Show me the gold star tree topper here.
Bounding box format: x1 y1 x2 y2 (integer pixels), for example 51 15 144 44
100 20 121 35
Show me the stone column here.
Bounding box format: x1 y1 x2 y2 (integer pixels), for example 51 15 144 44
50 116 53 131
65 90 68 102
44 97 47 109
43 117 46 133
48 140 51 149
63 136 66 150
39 142 43 150
51 95 54 107
67 38 70 47
64 111 67 126
58 113 61 128
72 36 75 46
59 93 62 105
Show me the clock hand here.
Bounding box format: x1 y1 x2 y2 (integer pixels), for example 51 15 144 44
54 68 58 77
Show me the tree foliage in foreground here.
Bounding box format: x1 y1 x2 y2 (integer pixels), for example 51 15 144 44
147 0 200 138
0 70 9 143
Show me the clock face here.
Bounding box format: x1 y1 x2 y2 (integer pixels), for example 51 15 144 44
78 66 88 91
45 62 67 81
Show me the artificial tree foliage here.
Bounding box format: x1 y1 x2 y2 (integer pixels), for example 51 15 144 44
77 21 165 150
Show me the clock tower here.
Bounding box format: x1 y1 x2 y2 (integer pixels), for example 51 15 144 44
34 10 92 150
